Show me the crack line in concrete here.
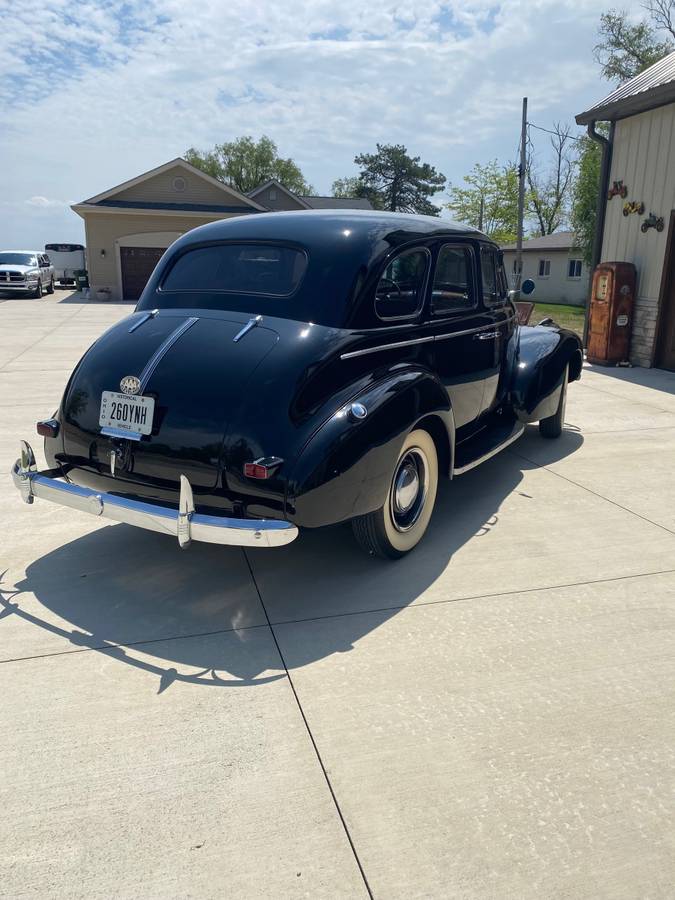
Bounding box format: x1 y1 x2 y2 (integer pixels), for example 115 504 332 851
3 565 675 665
510 445 675 538
242 548 374 900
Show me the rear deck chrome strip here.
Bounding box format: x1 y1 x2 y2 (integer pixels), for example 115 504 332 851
233 314 263 343
453 422 524 475
138 317 199 391
128 308 159 333
340 314 515 360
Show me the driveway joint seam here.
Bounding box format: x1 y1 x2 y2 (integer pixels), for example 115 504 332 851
576 378 675 416
0 621 269 666
4 565 675 665
242 548 374 900
0 306 85 372
510 445 675 538
264 566 675 629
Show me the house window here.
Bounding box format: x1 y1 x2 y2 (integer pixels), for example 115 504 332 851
568 258 582 278
538 259 551 277
269 189 277 201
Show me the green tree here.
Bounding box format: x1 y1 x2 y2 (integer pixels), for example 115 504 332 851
570 130 606 265
445 160 519 242
185 135 313 195
352 143 446 215
332 176 365 198
594 5 674 83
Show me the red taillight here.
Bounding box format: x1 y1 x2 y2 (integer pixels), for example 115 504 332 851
243 456 283 480
244 463 269 479
36 419 59 438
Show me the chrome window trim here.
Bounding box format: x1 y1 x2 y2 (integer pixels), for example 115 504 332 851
340 314 515 360
430 243 477 316
374 246 432 323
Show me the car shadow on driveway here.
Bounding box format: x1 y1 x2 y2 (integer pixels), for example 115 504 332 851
4 429 583 691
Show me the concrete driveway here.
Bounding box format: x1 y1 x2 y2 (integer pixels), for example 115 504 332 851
2 291 675 899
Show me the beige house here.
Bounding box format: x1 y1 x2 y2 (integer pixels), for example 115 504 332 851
72 161 372 301
577 51 675 370
500 231 589 306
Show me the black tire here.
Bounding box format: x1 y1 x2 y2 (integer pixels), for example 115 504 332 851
539 366 568 439
352 429 439 559
46 276 55 294
33 279 43 299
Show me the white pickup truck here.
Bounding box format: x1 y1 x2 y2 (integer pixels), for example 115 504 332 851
0 250 55 297
44 243 86 287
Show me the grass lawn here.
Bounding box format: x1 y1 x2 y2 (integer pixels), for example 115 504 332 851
532 302 585 336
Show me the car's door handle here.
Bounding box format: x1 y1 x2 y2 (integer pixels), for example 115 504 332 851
473 330 500 340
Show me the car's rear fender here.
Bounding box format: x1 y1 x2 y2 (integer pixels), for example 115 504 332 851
510 324 583 423
286 369 454 528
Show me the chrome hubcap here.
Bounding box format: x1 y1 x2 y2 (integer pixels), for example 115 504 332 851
390 447 428 532
395 463 419 513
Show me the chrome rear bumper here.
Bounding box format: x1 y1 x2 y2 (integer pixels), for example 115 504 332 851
11 441 298 549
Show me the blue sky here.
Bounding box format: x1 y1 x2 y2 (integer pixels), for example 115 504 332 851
1 0 636 248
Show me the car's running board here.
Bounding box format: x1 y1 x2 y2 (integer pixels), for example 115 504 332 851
453 422 525 475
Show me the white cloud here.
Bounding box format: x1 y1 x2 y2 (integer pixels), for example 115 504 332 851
2 0 617 247
25 196 72 208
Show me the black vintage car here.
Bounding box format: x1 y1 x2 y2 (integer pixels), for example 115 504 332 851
13 211 582 558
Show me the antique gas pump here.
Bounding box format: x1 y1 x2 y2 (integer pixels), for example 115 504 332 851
587 262 637 365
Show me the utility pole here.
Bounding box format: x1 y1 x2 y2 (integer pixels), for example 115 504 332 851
478 195 484 232
516 96 527 290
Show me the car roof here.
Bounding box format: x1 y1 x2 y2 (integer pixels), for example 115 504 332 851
149 211 492 329
177 208 485 252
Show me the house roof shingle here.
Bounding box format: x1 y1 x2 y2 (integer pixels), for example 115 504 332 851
500 231 579 251
576 50 675 124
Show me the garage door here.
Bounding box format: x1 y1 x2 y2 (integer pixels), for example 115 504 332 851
120 246 165 300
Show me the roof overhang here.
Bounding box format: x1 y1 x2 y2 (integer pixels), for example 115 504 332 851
77 157 267 212
576 81 675 124
71 203 244 221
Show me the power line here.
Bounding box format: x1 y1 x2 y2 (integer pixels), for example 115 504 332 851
527 121 586 143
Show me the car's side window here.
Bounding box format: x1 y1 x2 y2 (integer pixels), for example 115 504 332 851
480 246 508 306
431 244 475 315
375 248 429 321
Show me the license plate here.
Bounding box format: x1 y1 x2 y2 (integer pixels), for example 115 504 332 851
99 391 155 436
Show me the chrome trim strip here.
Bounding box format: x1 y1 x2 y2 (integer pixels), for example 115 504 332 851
233 315 263 343
100 426 143 442
128 308 159 333
138 317 199 391
340 314 516 360
433 313 516 343
453 423 524 475
341 335 434 360
11 445 298 549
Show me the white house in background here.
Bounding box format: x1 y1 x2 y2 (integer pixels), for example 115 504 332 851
500 231 589 306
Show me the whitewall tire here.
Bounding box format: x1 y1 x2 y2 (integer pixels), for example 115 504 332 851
352 429 439 559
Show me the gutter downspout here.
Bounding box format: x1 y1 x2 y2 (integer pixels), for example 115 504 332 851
584 120 615 346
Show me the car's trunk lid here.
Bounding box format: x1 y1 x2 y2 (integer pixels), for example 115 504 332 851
62 312 278 491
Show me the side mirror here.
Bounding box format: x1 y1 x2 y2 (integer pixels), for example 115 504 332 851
521 278 535 296
508 289 520 302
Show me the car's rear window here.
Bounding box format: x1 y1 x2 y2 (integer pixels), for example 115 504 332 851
161 243 307 297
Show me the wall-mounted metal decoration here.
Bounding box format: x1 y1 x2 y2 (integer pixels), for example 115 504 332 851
641 213 665 233
622 201 645 216
608 180 628 200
